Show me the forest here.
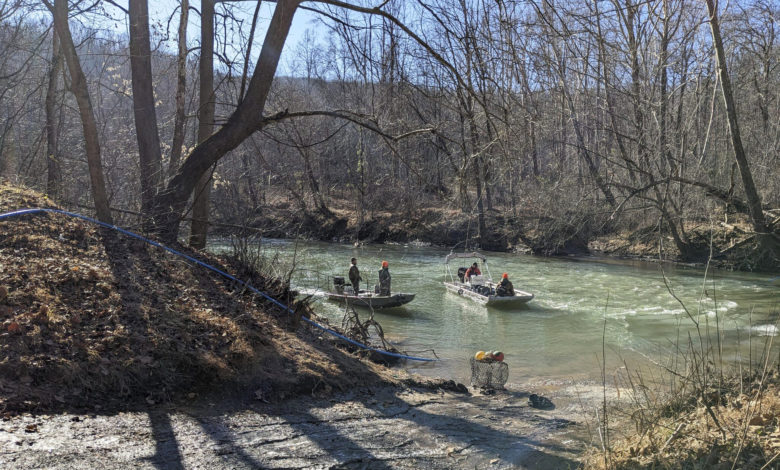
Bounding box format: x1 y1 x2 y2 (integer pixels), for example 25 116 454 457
0 0 778 269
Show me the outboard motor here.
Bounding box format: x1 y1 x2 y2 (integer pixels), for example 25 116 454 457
457 267 467 283
333 276 345 295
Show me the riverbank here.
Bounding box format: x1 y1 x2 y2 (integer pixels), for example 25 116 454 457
1 379 599 469
0 182 598 468
2 182 776 468
0 183 412 412
584 373 780 469
215 198 779 272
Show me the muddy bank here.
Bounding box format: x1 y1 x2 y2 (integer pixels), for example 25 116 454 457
0 379 599 469
216 204 778 271
217 205 596 255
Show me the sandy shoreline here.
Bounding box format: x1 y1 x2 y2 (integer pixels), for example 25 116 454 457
0 380 597 469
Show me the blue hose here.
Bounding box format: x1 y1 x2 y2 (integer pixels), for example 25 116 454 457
0 208 436 362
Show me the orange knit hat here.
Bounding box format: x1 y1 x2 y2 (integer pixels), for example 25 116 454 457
382 260 388 268
502 272 508 278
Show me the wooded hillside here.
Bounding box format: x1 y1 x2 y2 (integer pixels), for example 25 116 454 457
0 0 777 268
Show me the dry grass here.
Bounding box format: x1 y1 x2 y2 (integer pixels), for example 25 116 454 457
585 376 780 469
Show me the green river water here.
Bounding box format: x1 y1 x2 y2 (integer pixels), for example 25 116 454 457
213 239 779 387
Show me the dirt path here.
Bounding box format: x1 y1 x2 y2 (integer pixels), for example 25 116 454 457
1 382 594 469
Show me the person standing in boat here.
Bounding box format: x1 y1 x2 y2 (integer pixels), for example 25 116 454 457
348 258 361 294
496 272 515 297
378 260 391 296
464 262 481 281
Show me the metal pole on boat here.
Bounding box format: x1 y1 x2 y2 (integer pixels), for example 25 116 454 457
484 258 493 284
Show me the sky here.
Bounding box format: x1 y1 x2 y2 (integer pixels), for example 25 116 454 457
102 1 328 75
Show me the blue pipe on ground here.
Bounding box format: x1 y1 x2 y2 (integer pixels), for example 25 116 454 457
0 208 436 362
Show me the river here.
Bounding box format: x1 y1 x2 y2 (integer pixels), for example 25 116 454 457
212 239 779 387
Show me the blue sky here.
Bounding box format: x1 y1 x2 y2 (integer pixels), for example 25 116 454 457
103 1 327 74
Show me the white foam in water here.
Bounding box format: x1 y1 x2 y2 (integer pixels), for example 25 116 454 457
716 300 739 311
639 306 663 312
543 300 571 310
638 305 686 315
750 324 779 337
660 308 686 315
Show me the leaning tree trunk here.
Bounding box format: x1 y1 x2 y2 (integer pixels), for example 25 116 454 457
704 0 767 233
152 0 300 244
704 0 777 268
45 31 63 200
129 0 164 223
49 0 113 224
559 72 617 208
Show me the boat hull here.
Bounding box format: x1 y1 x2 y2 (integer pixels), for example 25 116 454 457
443 282 533 307
326 292 415 309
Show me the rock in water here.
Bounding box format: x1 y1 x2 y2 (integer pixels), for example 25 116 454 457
528 393 554 409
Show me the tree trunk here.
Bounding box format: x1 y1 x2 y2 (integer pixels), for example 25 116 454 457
473 156 487 245
625 1 648 175
290 124 332 217
526 113 539 178
658 0 674 174
129 0 164 223
0 126 17 180
559 71 617 208
49 0 113 224
704 0 768 234
45 31 63 200
595 2 638 184
153 0 299 243
304 148 329 215
168 0 189 178
189 0 215 249
239 0 262 103
466 107 487 245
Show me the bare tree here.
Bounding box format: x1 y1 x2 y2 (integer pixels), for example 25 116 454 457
129 0 164 222
703 0 777 264
45 0 113 223
1 0 775 267
168 0 189 178
703 0 767 233
188 0 216 249
152 0 299 243
45 30 62 199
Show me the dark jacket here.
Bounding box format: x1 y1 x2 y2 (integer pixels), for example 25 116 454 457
497 278 515 296
378 267 391 295
349 265 361 285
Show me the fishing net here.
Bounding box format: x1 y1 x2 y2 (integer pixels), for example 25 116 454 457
470 357 509 389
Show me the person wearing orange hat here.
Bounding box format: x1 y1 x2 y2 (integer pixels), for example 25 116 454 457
496 272 515 297
378 260 391 296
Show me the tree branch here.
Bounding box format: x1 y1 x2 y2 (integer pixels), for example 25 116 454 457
261 109 434 142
